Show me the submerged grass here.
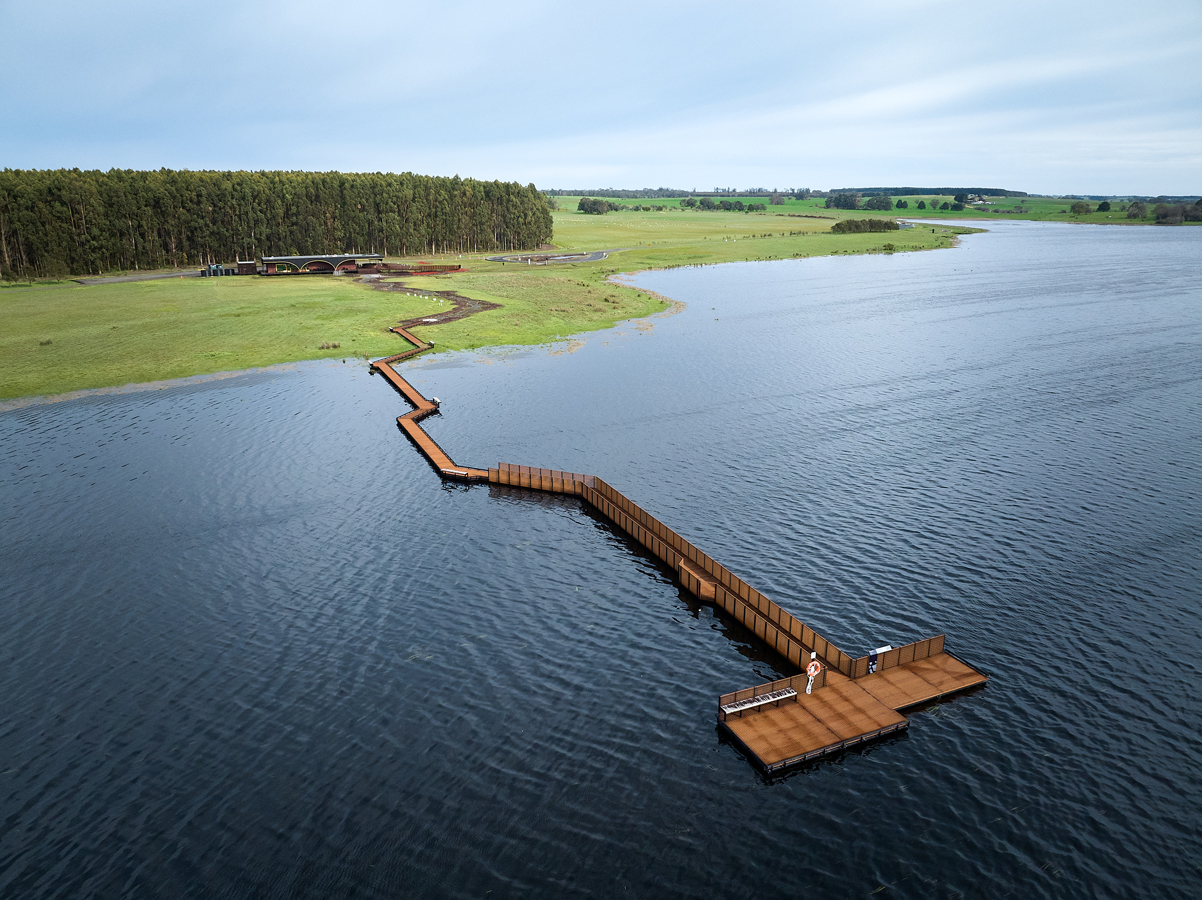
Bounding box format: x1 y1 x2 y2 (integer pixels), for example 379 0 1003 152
1 207 975 400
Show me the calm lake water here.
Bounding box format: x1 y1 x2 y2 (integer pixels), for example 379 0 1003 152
2 221 1200 899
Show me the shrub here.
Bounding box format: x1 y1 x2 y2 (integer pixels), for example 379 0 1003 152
1127 201 1147 218
895 199 909 209
1097 201 1111 212
1070 201 1092 215
916 200 926 210
825 192 859 210
831 218 900 234
940 202 951 210
1152 203 1200 224
578 197 620 215
950 202 965 211
1154 203 1183 224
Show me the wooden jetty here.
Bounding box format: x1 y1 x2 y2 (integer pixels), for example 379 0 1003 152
373 327 488 482
371 335 988 773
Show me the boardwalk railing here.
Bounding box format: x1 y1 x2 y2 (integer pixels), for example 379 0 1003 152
579 477 854 675
717 672 826 721
373 326 969 689
848 634 946 678
490 463 594 494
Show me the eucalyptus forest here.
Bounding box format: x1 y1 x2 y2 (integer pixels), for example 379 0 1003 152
0 169 554 277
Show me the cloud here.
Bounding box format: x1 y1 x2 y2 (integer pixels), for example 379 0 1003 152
1 0 1198 193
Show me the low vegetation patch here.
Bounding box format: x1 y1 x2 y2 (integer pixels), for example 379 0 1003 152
831 218 900 233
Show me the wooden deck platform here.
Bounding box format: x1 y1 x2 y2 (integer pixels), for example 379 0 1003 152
370 326 989 772
721 652 987 771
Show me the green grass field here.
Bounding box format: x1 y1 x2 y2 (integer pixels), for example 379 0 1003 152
0 276 447 399
1 209 974 400
559 192 1172 224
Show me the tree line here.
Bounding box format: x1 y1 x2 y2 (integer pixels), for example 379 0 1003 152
679 197 767 212
830 219 899 234
0 169 554 278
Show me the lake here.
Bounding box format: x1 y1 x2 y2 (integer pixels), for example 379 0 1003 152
2 220 1199 898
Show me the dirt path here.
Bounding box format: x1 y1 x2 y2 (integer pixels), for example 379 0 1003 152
362 277 502 329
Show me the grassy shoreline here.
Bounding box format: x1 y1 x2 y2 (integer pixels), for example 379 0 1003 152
2 208 978 402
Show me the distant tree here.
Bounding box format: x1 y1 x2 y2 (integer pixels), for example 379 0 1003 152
831 218 899 234
953 193 968 204
950 202 964 211
698 197 716 210
769 192 784 205
680 197 697 208
1070 201 1092 215
1153 203 1197 224
793 188 811 200
825 192 859 210
544 195 559 210
916 200 926 210
895 199 909 209
578 197 619 215
0 168 552 274
747 202 767 211
1127 201 1147 218
1096 201 1111 212
865 195 893 211
939 202 951 210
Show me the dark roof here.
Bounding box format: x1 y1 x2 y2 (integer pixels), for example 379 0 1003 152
260 254 383 263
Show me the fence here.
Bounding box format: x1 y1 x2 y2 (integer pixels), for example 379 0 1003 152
847 634 945 678
574 477 855 676
490 462 594 494
487 466 951 686
717 671 826 721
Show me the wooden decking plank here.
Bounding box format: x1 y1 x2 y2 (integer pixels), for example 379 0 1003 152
723 679 910 767
904 653 987 694
726 703 841 764
857 666 947 710
823 668 852 686
797 691 872 742
823 681 908 732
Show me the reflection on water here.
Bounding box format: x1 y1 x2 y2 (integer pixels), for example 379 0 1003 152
2 222 1200 898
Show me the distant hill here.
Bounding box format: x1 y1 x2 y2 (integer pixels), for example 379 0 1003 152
835 187 1028 197
547 186 1031 199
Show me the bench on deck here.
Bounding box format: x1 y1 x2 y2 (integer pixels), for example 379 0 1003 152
719 687 797 718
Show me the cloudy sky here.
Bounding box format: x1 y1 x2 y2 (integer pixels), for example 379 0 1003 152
2 0 1198 194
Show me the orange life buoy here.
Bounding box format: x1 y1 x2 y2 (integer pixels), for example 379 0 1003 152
806 660 822 677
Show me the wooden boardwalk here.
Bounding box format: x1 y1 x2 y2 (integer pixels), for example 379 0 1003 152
371 332 988 772
372 327 488 481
